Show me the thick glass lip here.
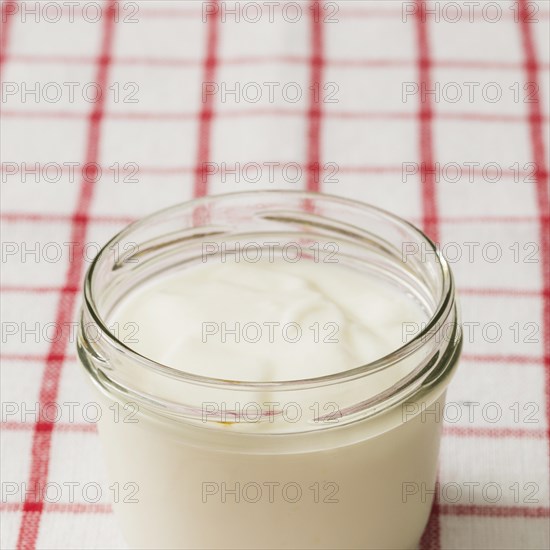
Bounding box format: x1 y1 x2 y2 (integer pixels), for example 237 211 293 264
83 190 455 390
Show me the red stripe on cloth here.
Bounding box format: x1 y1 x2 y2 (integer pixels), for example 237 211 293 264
438 215 541 224
0 0 17 126
438 504 550 519
0 1 17 68
415 0 439 243
420 481 440 550
2 422 98 433
519 0 550 502
0 211 135 224
306 0 324 192
458 287 544 298
1 286 79 293
3 500 549 519
461 353 543 365
193 0 220 198
1 353 77 362
3 107 548 125
14 2 117 548
1 503 112 514
443 426 547 439
0 211 541 226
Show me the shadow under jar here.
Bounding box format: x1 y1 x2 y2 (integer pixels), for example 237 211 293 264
77 191 462 550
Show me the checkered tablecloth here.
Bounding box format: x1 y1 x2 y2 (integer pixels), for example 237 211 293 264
1 1 549 549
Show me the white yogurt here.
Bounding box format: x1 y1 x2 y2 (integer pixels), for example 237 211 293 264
112 260 427 381
91 258 449 549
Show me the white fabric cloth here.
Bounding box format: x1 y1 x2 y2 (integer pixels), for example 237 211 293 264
1 1 549 549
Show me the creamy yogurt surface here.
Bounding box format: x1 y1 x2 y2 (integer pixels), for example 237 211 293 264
97 258 446 550
111 259 428 381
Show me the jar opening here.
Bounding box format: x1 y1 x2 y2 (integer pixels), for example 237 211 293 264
78 191 461 433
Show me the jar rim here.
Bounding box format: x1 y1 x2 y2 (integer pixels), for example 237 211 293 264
83 189 457 391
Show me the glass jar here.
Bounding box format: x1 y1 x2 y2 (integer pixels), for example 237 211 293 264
77 191 462 550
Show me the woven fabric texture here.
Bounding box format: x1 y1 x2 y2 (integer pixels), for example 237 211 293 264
1 1 549 549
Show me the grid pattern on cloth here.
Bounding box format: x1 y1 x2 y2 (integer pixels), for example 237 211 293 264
1 1 549 549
